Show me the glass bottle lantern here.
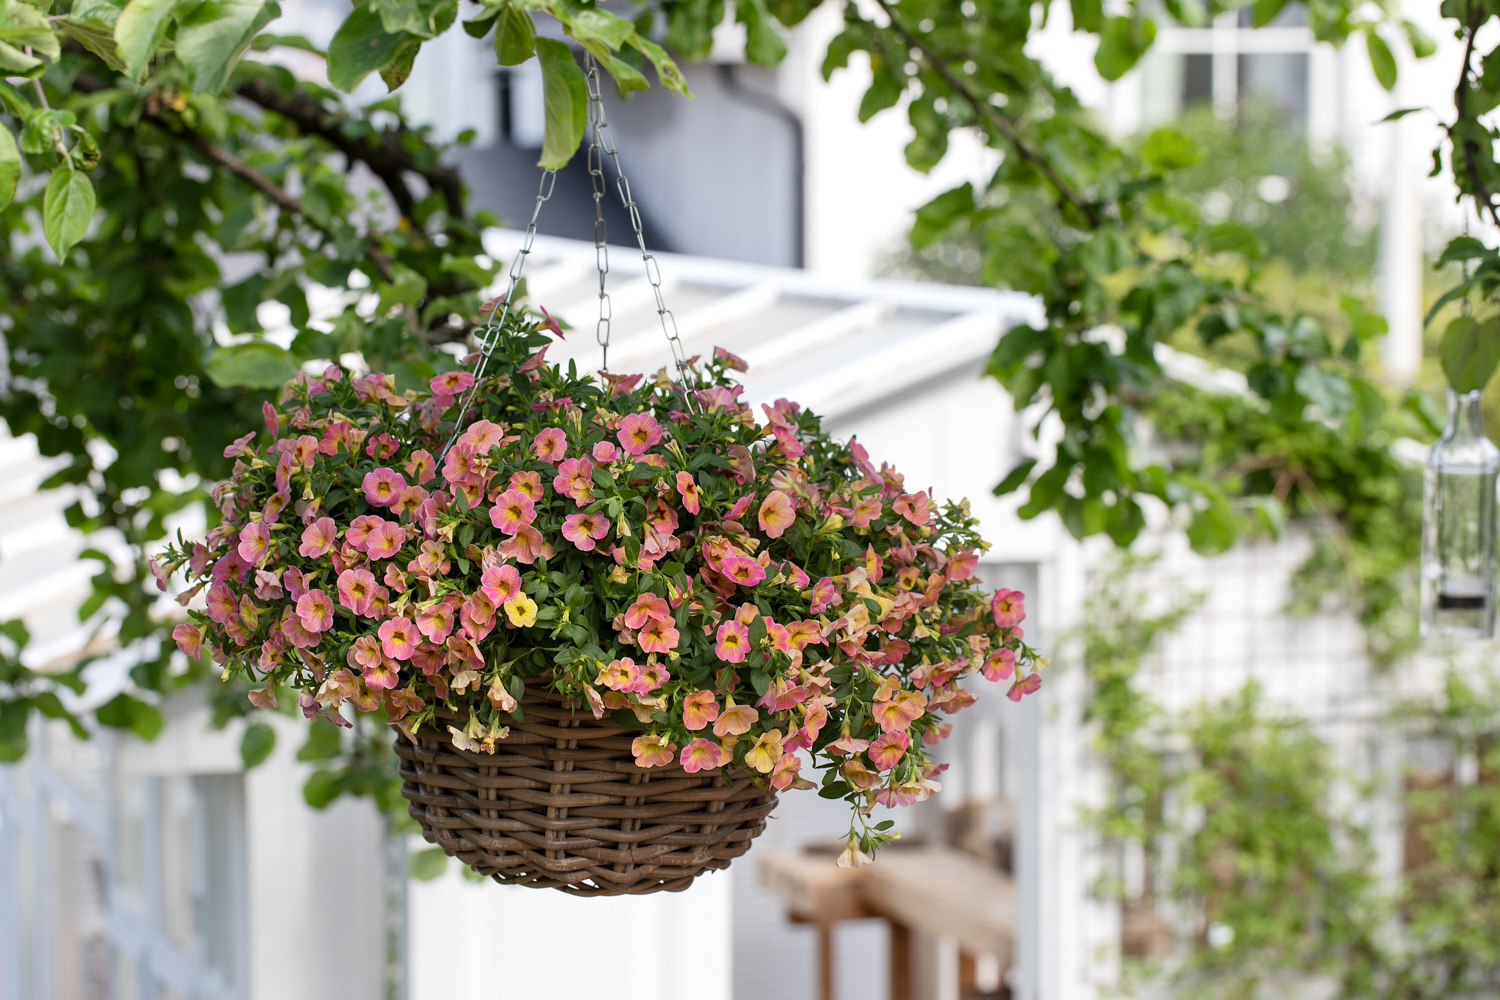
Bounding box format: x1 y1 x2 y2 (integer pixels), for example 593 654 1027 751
1421 388 1500 639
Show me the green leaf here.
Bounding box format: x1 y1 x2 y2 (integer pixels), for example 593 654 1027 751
175 0 281 92
1095 16 1155 81
378 263 428 311
297 716 345 760
303 768 344 808
0 39 42 75
911 182 973 248
1364 29 1396 92
993 459 1037 497
1440 315 1500 394
1249 0 1288 27
327 3 412 93
559 4 632 50
534 37 587 169
1140 127 1201 170
205 342 299 389
114 0 178 80
735 0 786 66
1401 19 1435 59
42 169 96 259
0 699 30 762
1294 366 1352 422
627 33 687 94
1070 0 1102 32
0 121 17 211
57 16 129 71
1186 501 1237 556
0 0 60 59
370 0 452 39
95 692 164 741
239 721 276 768
493 3 534 65
410 846 449 880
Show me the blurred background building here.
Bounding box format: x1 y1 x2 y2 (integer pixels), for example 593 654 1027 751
0 2 1466 999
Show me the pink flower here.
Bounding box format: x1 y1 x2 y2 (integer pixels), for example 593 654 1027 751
378 616 419 660
430 370 475 395
632 661 670 694
683 691 720 731
363 659 399 691
991 588 1025 628
982 647 1016 682
724 492 755 523
714 346 748 372
406 449 436 485
770 754 806 791
479 564 522 606
223 432 256 459
808 577 841 614
346 514 384 551
553 458 595 505
489 490 536 535
617 412 662 456
508 470 542 501
675 472 702 514
337 568 377 616
592 441 621 463
713 701 758 738
498 524 545 564
172 623 202 658
1007 672 1042 702
638 618 680 654
237 522 270 564
631 733 676 768
458 419 506 453
350 636 383 670
561 512 609 551
624 593 672 629
868 731 910 771
947 548 978 581
416 602 456 644
680 738 731 773
365 521 406 559
299 517 337 558
363 468 408 507
872 690 927 733
296 589 334 633
532 427 567 463
893 491 931 525
715 620 751 663
720 556 766 588
758 491 796 538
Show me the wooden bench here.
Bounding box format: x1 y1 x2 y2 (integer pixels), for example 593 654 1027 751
760 844 1015 1000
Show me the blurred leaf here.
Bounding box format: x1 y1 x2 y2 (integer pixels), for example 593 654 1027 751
534 37 587 169
95 692 164 741
175 0 281 92
1365 29 1396 91
410 846 449 880
114 0 178 80
1140 127 1201 170
205 342 299 389
1441 315 1500 394
1095 16 1155 81
43 169 96 259
239 721 276 768
0 121 17 211
303 769 345 808
327 4 411 92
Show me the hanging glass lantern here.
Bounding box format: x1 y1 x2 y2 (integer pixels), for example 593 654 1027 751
1421 388 1499 639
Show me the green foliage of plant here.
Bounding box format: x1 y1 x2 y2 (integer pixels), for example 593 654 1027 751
1083 556 1500 998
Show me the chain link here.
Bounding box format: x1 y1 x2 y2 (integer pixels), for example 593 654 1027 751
438 167 556 462
582 54 694 397
585 58 612 372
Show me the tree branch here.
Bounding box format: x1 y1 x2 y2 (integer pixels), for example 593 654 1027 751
1453 7 1500 230
869 0 1103 228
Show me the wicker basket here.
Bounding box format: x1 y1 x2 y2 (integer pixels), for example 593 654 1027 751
394 676 778 895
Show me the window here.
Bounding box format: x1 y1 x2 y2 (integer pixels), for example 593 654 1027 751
1140 3 1318 135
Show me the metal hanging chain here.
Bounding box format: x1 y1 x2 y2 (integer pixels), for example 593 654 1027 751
438 166 557 461
586 60 612 372
582 54 695 394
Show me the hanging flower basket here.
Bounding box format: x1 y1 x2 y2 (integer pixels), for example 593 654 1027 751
161 307 1043 894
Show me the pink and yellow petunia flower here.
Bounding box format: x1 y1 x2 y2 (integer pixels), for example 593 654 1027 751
617 412 663 456
713 699 758 738
499 524 544 564
172 623 202 658
415 602 456 644
680 738 729 773
508 470 543 501
488 489 536 535
337 568 377 616
714 620 751 663
683 690 720 731
991 588 1025 628
631 733 676 768
675 471 702 514
638 618 680 654
867 731 910 771
531 427 567 463
377 616 419 660
299 517 337 558
720 556 766 588
552 458 595 505
236 522 271 564
982 647 1016 682
624 592 672 629
295 589 335 633
362 658 399 691
365 521 406 559
758 491 796 539
479 564 522 606
1007 672 1041 702
429 370 475 395
561 512 610 551
362 468 407 507
892 491 931 526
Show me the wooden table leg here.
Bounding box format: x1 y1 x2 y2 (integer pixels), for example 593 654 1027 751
818 922 835 1000
889 921 911 1000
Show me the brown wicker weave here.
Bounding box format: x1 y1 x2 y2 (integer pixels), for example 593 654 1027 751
394 676 778 895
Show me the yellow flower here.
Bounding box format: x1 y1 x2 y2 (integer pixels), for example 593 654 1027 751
744 729 784 774
504 593 538 627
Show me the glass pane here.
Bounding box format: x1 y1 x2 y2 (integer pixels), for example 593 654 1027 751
1182 53 1214 108
1237 52 1310 130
